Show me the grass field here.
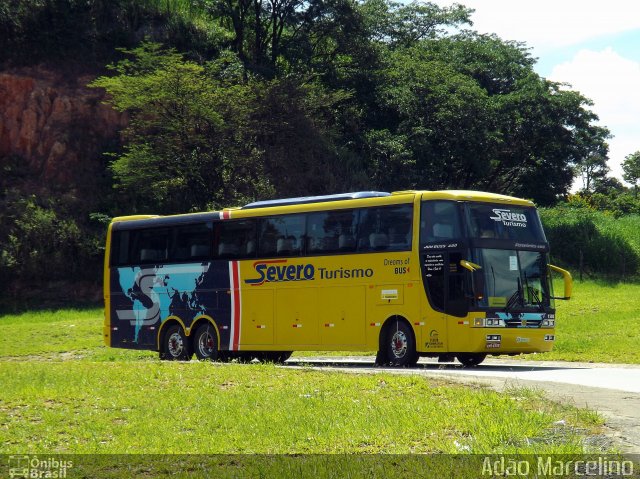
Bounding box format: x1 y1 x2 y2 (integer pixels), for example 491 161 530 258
0 359 602 455
520 280 640 363
0 301 618 460
1 278 636 467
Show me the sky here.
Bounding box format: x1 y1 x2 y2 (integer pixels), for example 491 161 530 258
432 0 640 187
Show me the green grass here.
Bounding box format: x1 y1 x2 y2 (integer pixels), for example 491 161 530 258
0 308 611 458
0 308 153 361
513 280 640 363
0 360 601 455
540 208 640 278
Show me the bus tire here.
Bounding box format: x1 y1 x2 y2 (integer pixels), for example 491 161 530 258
193 323 219 361
380 320 418 367
160 324 191 361
456 353 486 367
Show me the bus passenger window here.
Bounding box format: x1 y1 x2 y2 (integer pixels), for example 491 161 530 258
357 204 412 252
111 231 130 266
131 229 169 264
420 201 462 245
171 223 212 261
258 215 305 257
214 220 256 259
306 209 357 254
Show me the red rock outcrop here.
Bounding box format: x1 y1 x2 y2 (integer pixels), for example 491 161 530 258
0 67 126 188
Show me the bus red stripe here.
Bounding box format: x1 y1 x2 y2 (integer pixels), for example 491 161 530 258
231 261 241 350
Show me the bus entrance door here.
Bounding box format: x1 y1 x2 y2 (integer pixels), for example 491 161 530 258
421 249 468 353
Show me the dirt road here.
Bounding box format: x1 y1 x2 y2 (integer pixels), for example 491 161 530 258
285 357 640 452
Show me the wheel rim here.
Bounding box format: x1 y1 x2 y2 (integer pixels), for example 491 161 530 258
198 329 215 357
167 332 184 357
391 330 407 358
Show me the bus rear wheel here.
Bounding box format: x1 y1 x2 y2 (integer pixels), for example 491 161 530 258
193 323 219 361
160 324 192 361
456 353 486 367
379 320 418 367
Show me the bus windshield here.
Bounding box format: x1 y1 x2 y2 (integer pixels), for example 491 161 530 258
472 248 554 311
466 203 546 243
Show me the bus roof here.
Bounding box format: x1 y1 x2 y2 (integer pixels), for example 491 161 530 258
110 190 534 229
242 191 390 209
424 190 534 206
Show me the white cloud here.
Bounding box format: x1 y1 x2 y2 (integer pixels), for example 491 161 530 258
549 48 640 180
432 0 640 49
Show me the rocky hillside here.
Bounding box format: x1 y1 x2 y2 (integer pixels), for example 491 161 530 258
0 67 126 191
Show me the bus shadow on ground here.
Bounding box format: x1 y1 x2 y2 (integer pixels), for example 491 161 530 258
284 358 587 373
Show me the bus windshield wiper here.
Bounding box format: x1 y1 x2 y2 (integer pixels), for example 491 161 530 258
523 272 545 312
505 278 523 313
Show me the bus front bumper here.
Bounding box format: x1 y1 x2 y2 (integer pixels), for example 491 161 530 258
460 327 555 354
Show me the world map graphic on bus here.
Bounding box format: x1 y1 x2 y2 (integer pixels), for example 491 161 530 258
115 264 210 342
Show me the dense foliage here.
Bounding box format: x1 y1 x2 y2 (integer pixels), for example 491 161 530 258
541 204 640 280
88 0 607 212
1 0 637 308
0 0 222 66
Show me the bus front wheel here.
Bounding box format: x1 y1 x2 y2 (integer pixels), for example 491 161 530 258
160 324 192 361
378 320 418 367
193 323 219 361
456 353 486 367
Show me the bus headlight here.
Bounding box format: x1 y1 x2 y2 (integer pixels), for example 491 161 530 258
541 319 555 328
473 318 506 327
485 318 505 327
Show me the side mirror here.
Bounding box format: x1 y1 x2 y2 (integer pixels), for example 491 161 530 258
549 264 572 300
460 260 485 300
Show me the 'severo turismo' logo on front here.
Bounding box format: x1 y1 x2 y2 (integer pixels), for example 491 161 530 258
489 208 528 228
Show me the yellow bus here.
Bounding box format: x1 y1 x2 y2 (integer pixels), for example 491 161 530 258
103 190 572 367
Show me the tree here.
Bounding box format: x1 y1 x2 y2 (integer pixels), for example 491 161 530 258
90 42 361 212
360 0 472 47
204 0 375 78
376 46 494 190
361 31 608 205
573 126 611 194
622 151 640 197
91 43 271 213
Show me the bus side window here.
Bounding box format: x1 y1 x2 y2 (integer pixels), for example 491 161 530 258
111 230 130 266
306 209 357 255
214 220 256 259
131 229 170 264
259 215 305 257
357 204 412 252
420 201 461 245
171 223 212 261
